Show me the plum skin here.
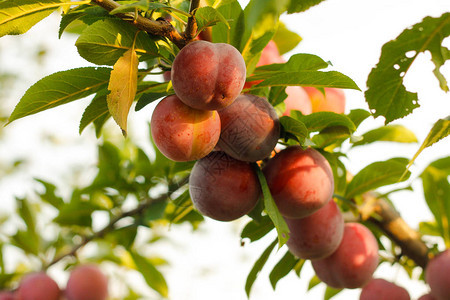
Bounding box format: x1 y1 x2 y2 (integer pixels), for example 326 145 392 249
217 94 280 162
263 146 334 219
16 272 60 300
312 223 379 289
425 249 450 300
303 87 346 114
285 200 344 260
171 40 246 111
360 278 410 300
151 95 221 162
189 151 261 221
283 86 312 116
65 264 108 300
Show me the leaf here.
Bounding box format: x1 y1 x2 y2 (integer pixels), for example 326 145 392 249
0 0 67 37
253 165 289 247
345 158 411 199
352 125 418 147
238 0 289 69
292 111 356 133
404 116 450 175
255 70 360 91
195 6 229 33
109 1 171 14
35 178 64 209
75 19 158 65
131 252 168 298
8 67 111 124
279 116 308 143
347 109 371 128
79 92 110 135
245 238 277 297
324 286 343 300
420 157 450 246
107 48 139 135
269 251 299 289
210 0 243 44
365 13 450 124
272 22 302 55
59 6 111 38
286 0 326 13
312 126 351 149
135 81 172 111
241 216 274 243
308 275 321 290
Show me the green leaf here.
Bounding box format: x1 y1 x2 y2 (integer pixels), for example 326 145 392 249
253 165 289 247
308 275 321 290
8 67 111 124
292 111 356 133
279 116 308 143
35 179 64 209
0 0 67 37
269 251 299 289
404 116 450 175
135 81 172 111
16 198 37 238
238 0 289 69
109 1 171 14
75 19 158 65
11 230 40 255
105 225 137 248
241 216 274 243
312 126 351 149
365 13 450 124
347 109 371 128
245 238 277 297
131 251 168 298
419 221 442 237
210 0 243 44
345 158 411 199
59 5 111 38
195 6 229 33
324 286 343 300
352 125 418 147
420 157 450 247
54 197 96 227
79 92 110 135
286 0 326 13
272 22 302 55
255 71 360 91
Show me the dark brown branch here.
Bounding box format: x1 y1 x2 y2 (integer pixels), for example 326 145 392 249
183 0 200 40
91 0 186 49
366 195 430 269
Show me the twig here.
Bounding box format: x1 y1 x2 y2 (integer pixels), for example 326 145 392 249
183 0 200 40
44 193 167 269
91 0 186 49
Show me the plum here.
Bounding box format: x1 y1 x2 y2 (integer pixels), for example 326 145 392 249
217 94 280 162
189 151 261 221
171 40 246 110
312 223 379 289
263 146 334 219
151 95 221 161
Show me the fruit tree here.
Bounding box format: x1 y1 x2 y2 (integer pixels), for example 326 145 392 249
0 0 449 299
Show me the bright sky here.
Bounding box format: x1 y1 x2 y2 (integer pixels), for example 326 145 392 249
0 0 449 299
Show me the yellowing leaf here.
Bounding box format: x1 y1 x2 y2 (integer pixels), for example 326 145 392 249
107 48 138 136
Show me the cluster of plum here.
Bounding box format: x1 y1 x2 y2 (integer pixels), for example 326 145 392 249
151 40 450 299
0 264 108 300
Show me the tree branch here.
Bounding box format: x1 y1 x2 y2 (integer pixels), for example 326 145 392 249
183 0 200 40
90 0 187 49
368 196 430 269
44 194 166 269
